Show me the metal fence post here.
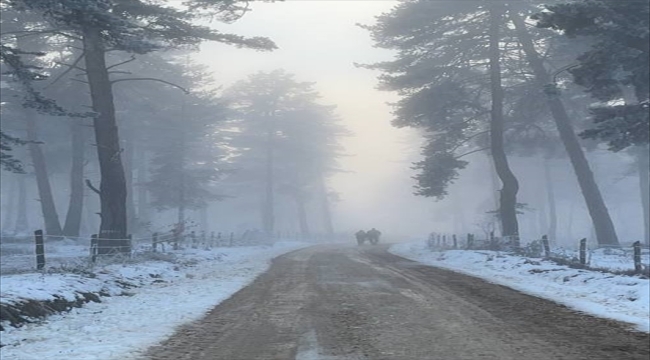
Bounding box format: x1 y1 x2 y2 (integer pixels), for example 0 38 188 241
34 230 45 270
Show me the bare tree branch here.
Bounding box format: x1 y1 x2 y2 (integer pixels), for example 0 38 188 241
70 78 89 84
54 60 86 73
106 55 137 70
108 70 132 75
46 51 85 88
110 77 190 94
85 179 101 195
455 147 489 159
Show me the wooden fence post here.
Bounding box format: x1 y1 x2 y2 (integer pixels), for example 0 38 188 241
541 235 550 258
34 230 45 270
173 230 179 250
453 234 458 249
489 231 495 250
579 238 587 265
152 232 158 253
127 234 132 256
90 234 98 263
466 233 473 250
191 231 197 249
442 235 447 247
633 241 642 273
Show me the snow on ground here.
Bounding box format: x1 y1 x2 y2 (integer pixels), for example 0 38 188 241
390 240 650 333
1 241 309 360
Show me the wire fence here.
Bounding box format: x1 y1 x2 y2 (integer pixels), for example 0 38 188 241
425 232 650 276
0 228 317 276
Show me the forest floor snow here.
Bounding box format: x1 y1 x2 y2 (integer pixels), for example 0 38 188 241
0 241 308 360
390 240 650 333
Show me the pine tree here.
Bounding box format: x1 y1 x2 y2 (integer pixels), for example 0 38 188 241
534 0 649 151
5 0 276 253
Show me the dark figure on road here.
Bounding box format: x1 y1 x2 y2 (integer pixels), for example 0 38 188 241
367 228 381 245
355 230 367 245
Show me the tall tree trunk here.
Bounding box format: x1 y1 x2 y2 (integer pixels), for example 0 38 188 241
63 122 85 237
543 158 558 244
452 191 466 235
537 159 549 239
295 192 310 239
262 123 275 235
636 146 650 246
83 186 99 235
3 175 16 232
136 144 149 226
486 153 501 234
82 26 128 253
15 176 28 233
176 130 186 229
317 174 334 237
488 4 520 239
510 11 619 246
26 113 62 236
122 131 137 233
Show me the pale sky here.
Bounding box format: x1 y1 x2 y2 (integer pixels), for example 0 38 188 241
192 1 440 236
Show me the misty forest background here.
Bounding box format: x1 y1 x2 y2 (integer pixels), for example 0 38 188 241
0 0 648 252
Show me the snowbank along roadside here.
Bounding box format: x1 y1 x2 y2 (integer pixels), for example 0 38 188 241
390 240 650 333
0 241 309 360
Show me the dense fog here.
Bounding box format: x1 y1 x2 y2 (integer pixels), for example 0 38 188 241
1 0 648 249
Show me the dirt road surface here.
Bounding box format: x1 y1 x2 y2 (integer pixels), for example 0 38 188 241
145 245 649 360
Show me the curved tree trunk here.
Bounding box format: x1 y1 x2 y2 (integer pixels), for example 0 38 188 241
136 144 149 226
15 177 28 233
123 131 137 234
510 10 619 246
82 26 128 253
26 113 62 236
3 176 16 232
262 122 275 236
63 122 85 237
489 4 520 240
636 146 650 246
543 158 558 244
